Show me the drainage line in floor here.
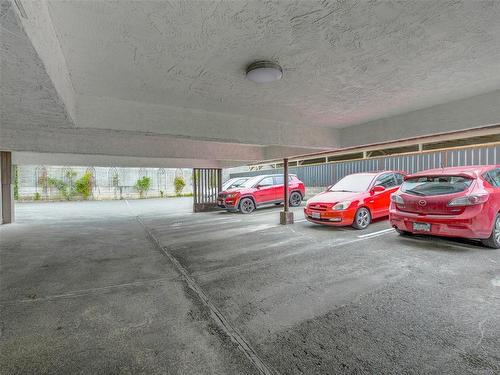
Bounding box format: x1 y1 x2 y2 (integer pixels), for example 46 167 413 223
125 200 278 375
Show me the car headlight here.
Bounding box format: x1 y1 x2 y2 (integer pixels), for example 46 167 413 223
333 201 351 210
226 193 238 198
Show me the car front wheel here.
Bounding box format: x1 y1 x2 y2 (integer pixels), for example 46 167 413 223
482 214 500 249
352 207 371 230
239 198 256 214
289 192 302 207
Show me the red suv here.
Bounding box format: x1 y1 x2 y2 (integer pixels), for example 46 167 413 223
217 174 305 214
390 165 500 248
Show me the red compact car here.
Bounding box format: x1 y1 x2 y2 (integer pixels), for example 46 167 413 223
217 174 305 214
304 171 406 229
390 165 500 248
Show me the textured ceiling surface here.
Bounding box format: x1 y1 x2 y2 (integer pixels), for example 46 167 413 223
46 0 500 128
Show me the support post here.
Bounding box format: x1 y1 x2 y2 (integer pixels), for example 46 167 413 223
1 151 14 224
280 158 294 225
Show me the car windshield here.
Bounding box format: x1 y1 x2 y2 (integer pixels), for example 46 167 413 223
239 176 265 188
328 174 375 193
223 178 248 189
401 175 473 196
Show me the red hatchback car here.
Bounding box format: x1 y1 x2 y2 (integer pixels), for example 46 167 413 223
390 165 500 248
217 174 305 214
304 171 406 229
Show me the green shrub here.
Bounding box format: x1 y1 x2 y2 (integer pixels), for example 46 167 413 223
13 166 19 200
174 176 186 196
33 192 41 201
47 177 74 200
135 176 152 198
160 190 164 198
75 171 93 199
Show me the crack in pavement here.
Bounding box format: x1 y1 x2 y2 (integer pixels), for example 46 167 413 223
125 200 279 375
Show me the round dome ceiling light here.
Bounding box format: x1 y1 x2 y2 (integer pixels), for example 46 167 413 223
246 61 283 83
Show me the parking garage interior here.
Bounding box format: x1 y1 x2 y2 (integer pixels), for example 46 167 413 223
1 1 500 374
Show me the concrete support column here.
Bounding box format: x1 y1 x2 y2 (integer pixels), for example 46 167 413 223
1 151 14 224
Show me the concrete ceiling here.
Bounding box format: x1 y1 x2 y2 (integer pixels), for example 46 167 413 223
1 0 500 168
46 0 500 127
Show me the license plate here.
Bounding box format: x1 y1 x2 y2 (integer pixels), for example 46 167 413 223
413 222 431 232
311 212 321 219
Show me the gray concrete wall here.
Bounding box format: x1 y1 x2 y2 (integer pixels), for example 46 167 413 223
339 90 500 147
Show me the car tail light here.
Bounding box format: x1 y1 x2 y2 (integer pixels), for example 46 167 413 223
447 194 489 207
390 194 404 205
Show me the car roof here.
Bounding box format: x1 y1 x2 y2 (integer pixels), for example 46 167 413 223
407 165 499 179
252 174 297 178
345 170 406 176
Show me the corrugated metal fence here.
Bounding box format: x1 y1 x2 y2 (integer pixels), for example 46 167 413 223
230 143 499 187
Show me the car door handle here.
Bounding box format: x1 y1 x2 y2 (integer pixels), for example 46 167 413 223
369 200 374 203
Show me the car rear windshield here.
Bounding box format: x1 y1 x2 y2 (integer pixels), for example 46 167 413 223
401 175 473 196
328 174 375 193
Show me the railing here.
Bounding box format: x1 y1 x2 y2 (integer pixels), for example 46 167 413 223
230 143 500 188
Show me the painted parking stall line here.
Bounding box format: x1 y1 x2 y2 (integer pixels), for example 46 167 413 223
357 228 395 238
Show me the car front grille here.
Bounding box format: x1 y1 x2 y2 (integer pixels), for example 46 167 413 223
308 203 328 211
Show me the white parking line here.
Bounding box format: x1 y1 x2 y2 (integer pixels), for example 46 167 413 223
357 228 395 238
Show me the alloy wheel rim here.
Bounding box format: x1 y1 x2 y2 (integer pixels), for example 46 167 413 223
291 193 300 205
357 209 369 227
495 217 500 243
242 200 254 213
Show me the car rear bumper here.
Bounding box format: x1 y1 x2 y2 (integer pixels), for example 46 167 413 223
303 207 355 226
389 206 492 239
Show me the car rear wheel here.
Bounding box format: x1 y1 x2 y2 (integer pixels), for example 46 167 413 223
289 192 302 207
352 207 371 230
239 198 256 214
481 214 500 249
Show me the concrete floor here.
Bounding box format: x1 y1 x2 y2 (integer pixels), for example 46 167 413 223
1 198 499 374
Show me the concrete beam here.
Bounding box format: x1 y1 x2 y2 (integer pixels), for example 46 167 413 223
13 0 77 122
339 90 500 147
0 125 265 165
76 94 340 149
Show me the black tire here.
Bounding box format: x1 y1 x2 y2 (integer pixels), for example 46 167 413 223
481 214 500 249
239 197 256 214
395 228 412 236
352 207 371 230
289 192 302 207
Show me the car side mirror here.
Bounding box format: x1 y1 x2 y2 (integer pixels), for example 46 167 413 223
371 185 385 194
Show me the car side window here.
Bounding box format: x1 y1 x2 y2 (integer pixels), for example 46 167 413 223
259 177 274 187
274 176 284 185
394 173 405 185
484 168 500 188
374 173 397 189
